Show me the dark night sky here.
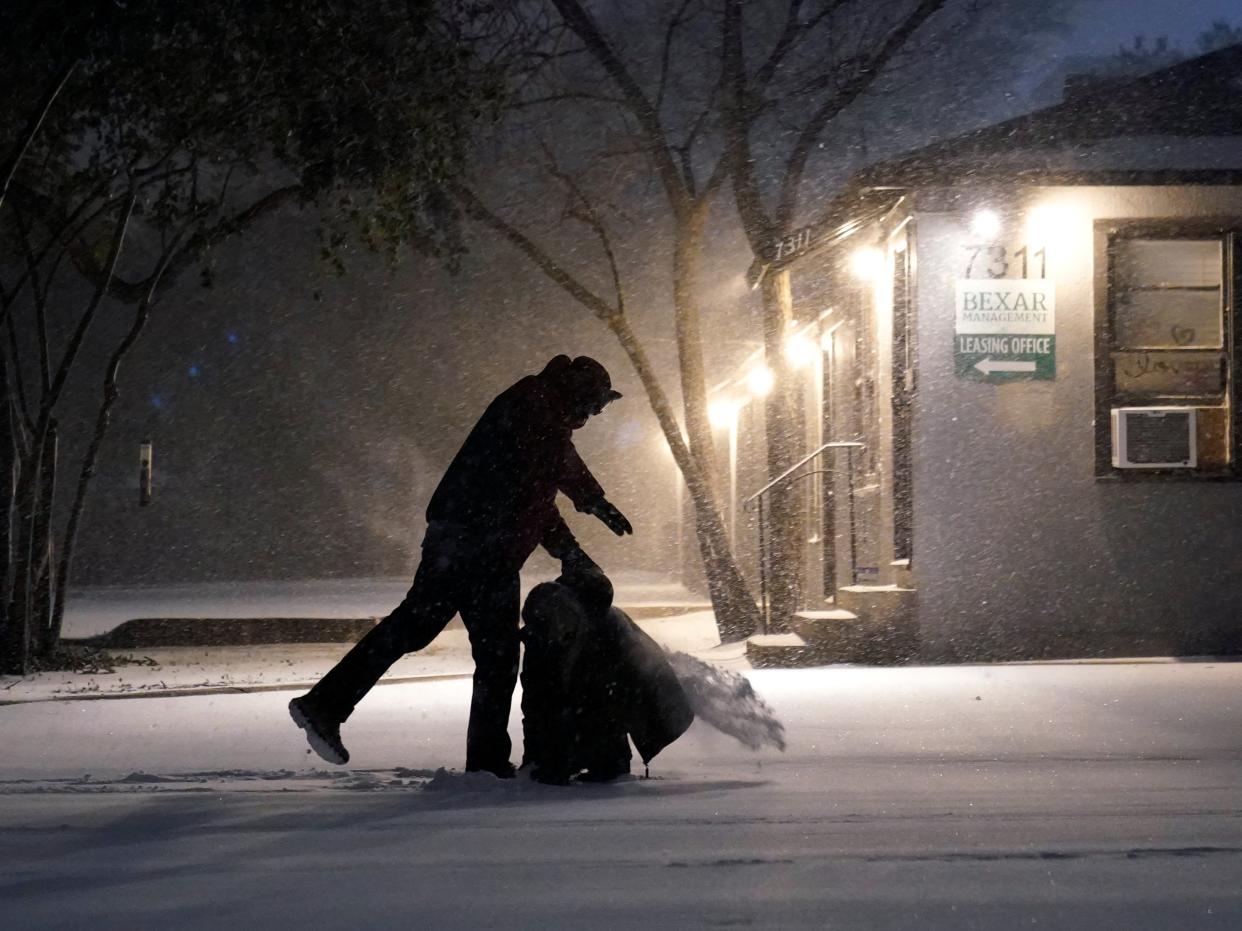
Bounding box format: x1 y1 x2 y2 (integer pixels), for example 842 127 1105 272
1066 0 1241 53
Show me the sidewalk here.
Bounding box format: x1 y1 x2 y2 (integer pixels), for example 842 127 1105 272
1 609 736 705
59 572 709 639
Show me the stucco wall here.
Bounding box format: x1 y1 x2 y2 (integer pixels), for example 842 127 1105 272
911 186 1242 660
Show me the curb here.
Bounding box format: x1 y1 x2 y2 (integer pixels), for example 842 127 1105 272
66 605 713 649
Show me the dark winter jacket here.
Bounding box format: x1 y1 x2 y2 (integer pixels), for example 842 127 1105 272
425 356 606 569
521 571 695 779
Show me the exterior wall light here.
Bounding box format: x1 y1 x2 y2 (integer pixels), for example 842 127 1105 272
970 209 1001 240
746 365 775 397
708 398 740 429
1026 204 1073 248
785 333 817 369
850 247 884 280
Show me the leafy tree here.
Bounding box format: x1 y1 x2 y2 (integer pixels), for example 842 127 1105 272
0 0 514 672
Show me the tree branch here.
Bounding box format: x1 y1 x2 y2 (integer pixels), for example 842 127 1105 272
655 0 697 117
0 175 116 332
0 59 77 214
549 0 690 214
45 191 136 413
11 181 304 304
509 91 628 110
722 0 775 254
450 181 617 322
9 205 51 395
541 145 626 318
775 0 948 230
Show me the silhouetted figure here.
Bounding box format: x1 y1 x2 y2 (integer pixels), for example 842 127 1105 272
519 566 694 785
290 355 632 775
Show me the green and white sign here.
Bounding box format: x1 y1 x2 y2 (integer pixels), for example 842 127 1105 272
954 279 1056 381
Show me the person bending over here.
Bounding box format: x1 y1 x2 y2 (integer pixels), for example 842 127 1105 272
519 566 694 785
290 355 632 776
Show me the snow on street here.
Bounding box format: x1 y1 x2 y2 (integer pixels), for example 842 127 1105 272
4 662 1242 929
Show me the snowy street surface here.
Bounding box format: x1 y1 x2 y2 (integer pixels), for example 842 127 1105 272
4 661 1242 929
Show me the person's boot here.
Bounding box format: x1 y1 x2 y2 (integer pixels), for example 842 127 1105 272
576 758 631 783
289 695 349 765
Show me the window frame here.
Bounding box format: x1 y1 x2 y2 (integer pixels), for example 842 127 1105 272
1094 218 1242 480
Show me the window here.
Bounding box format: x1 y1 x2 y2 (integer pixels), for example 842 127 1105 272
1095 222 1239 477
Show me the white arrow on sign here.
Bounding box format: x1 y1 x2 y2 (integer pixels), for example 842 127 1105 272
974 357 1036 375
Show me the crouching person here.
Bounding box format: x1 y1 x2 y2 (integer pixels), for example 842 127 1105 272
519 565 694 785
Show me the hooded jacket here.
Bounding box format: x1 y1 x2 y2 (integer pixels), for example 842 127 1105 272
425 356 606 568
520 572 695 774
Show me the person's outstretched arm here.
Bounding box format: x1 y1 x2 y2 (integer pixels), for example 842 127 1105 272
540 509 599 573
560 442 632 537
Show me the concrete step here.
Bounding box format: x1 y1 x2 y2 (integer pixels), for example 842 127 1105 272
790 609 863 664
746 632 814 668
796 589 920 665
890 559 915 589
836 584 916 617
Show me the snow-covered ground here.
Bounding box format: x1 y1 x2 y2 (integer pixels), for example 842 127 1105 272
2 610 725 703
60 572 707 638
4 659 1242 929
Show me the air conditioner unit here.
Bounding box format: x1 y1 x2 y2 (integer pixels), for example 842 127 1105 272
1111 407 1197 469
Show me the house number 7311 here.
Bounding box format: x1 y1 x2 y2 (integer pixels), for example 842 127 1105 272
963 243 1046 279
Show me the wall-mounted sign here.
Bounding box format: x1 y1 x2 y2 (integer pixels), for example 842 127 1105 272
773 226 816 263
954 279 1056 381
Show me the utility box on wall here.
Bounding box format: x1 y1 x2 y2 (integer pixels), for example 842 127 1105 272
1111 407 1197 469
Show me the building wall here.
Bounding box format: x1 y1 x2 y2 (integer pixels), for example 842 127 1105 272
911 185 1242 660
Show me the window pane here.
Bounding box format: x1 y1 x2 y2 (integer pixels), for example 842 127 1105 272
1114 288 1222 348
1114 239 1221 288
1112 351 1226 397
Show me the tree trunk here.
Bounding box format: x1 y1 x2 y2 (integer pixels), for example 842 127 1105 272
672 208 717 494
0 384 18 673
760 269 803 631
605 313 760 642
4 447 39 674
31 421 56 658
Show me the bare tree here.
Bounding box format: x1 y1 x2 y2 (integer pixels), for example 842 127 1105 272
455 0 769 641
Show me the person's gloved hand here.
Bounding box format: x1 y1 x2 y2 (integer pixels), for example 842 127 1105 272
560 546 600 576
559 551 614 618
587 498 633 536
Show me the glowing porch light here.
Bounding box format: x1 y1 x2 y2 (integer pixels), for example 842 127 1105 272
708 398 740 429
1026 204 1074 248
850 247 884 281
970 208 1001 240
784 332 817 369
746 365 775 397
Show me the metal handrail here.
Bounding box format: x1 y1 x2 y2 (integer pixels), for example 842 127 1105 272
742 441 865 634
743 442 863 508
